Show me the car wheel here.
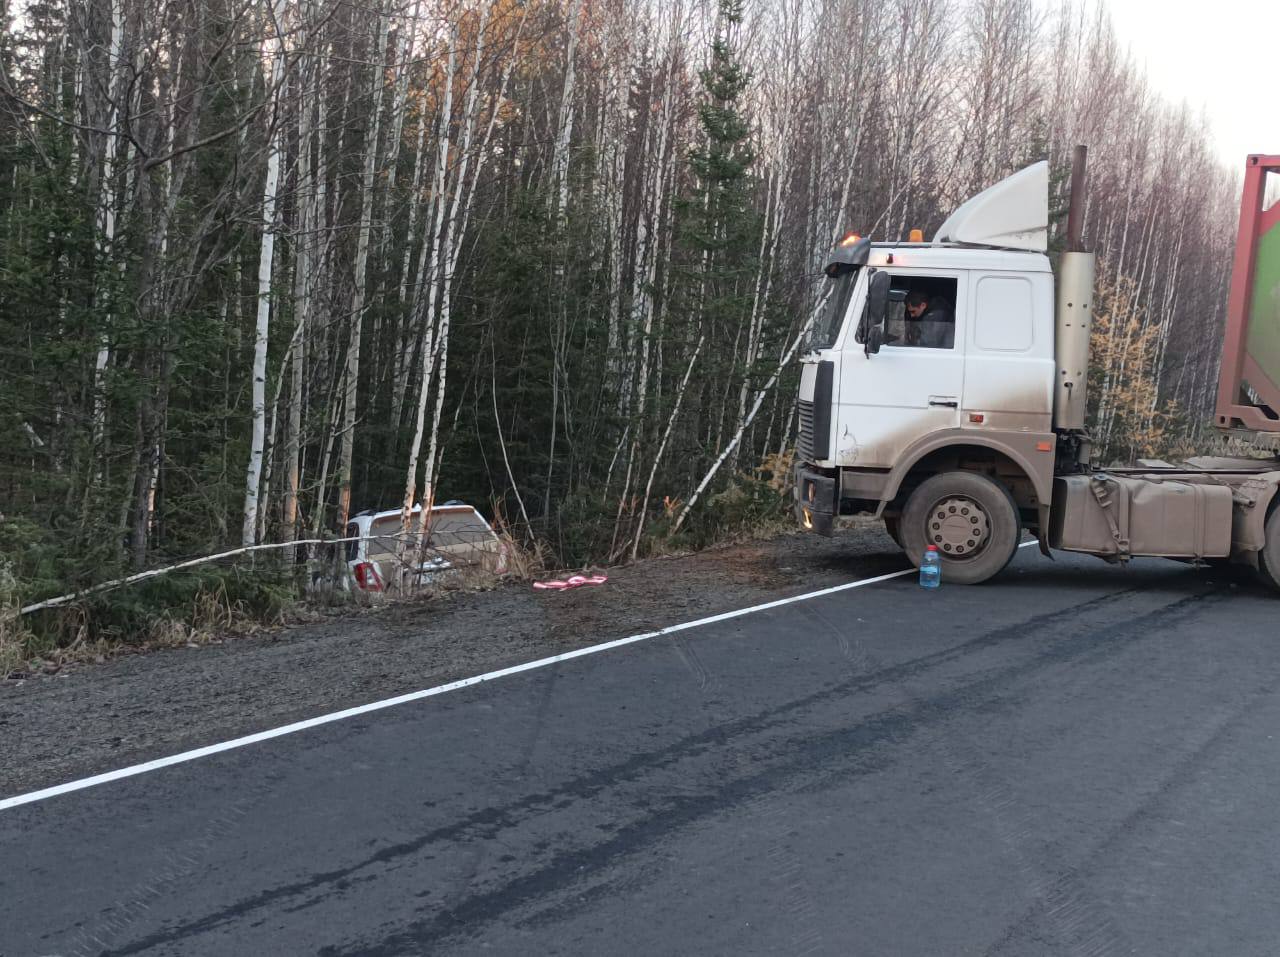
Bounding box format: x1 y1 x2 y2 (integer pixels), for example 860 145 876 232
900 471 1021 585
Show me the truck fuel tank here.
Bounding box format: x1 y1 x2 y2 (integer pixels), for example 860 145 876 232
1049 474 1232 560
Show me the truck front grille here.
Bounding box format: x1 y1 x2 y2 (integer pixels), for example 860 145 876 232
797 400 815 461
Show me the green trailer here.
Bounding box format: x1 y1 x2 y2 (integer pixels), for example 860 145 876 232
1217 154 1280 434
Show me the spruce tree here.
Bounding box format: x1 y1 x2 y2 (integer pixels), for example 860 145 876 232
675 0 761 472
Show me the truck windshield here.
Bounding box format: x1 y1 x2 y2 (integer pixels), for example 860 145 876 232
808 270 857 351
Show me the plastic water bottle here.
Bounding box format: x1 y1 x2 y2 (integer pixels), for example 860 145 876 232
919 545 941 590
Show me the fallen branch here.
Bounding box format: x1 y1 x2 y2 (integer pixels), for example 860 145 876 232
19 538 358 616
672 289 830 533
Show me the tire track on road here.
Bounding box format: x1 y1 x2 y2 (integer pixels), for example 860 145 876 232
987 642 1280 954
311 588 1208 956
801 595 1137 957
100 584 1191 956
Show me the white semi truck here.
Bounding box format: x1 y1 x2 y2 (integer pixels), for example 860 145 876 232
793 148 1280 588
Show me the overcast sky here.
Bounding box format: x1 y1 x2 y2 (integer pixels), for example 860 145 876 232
1102 0 1279 171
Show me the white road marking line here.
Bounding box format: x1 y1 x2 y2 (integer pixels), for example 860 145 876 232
1 543 1035 812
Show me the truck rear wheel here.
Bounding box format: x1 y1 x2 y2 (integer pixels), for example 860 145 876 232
1258 506 1280 593
900 472 1021 584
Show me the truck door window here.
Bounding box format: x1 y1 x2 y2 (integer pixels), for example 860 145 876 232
975 276 1034 351
885 276 957 349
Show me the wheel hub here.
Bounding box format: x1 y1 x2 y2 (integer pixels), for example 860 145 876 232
928 496 990 558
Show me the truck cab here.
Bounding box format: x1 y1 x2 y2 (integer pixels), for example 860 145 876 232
796 163 1062 581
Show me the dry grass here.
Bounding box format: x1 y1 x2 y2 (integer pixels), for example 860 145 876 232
2 575 297 678
0 559 30 676
495 534 540 581
1 595 119 677
0 613 28 677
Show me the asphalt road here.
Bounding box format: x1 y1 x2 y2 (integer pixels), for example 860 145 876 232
3 548 1278 956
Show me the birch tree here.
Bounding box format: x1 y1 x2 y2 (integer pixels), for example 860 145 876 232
241 0 291 546
335 3 390 531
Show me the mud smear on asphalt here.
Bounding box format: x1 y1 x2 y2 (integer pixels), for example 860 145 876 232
0 525 903 796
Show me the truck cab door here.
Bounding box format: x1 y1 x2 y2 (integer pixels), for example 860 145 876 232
834 270 967 468
960 272 1055 434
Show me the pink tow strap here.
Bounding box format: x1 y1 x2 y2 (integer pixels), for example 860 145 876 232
532 574 609 591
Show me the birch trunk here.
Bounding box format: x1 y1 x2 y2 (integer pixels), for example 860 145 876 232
673 290 830 533
409 5 497 566
90 0 129 458
241 0 290 545
335 5 390 530
629 334 704 560
389 89 434 431
398 27 458 558
550 0 583 221
282 36 319 548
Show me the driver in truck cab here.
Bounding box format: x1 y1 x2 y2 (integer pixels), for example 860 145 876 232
904 290 954 348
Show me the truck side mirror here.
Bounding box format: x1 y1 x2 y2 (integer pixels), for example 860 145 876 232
864 271 891 355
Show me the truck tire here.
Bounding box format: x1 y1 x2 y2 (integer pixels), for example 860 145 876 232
1258 506 1280 593
900 472 1021 584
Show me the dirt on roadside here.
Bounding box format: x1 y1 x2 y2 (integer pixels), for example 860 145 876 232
0 524 904 797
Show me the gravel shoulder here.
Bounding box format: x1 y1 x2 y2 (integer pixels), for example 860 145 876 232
1 524 903 797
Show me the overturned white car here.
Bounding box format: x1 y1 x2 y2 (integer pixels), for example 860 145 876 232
340 502 510 593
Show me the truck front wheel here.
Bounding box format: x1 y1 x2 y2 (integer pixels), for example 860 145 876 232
899 472 1021 584
1258 506 1280 593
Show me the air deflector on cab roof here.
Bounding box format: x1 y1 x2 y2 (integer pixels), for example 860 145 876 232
933 161 1049 252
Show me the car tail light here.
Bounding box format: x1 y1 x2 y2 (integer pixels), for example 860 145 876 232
353 561 383 591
